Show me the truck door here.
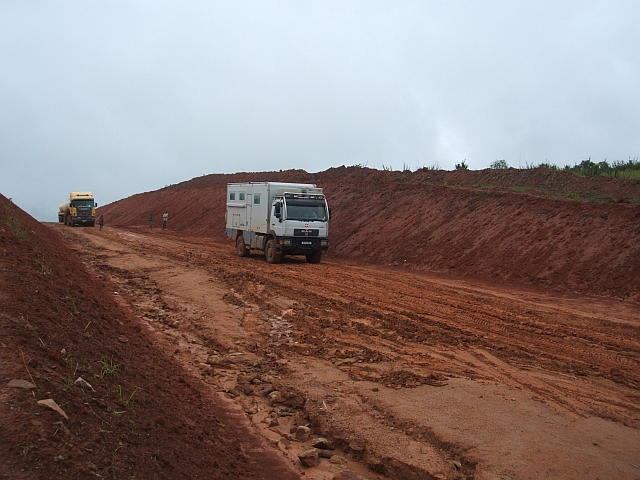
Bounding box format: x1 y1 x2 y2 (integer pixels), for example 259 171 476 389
246 194 252 230
272 201 285 237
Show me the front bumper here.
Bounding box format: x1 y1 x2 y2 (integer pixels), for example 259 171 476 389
71 217 95 227
277 236 329 253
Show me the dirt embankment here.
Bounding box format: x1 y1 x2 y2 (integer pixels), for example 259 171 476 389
98 167 640 300
0 194 300 479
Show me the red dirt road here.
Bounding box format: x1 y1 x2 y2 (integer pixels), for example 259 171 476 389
56 224 640 480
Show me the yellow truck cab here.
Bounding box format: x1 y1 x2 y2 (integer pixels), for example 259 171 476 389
58 192 97 227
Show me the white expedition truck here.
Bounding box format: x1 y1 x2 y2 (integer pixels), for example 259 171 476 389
226 182 330 264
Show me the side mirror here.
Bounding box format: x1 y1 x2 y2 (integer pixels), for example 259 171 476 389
328 206 332 220
274 203 281 218
95 203 98 208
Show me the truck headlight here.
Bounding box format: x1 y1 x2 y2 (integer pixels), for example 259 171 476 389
283 239 292 246
321 240 328 246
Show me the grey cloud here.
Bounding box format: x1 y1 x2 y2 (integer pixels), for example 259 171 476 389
1 1 638 220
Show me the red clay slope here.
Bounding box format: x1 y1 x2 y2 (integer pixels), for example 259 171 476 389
0 194 301 479
97 167 640 301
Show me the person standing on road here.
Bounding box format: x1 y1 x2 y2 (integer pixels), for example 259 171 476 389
148 213 153 230
98 214 104 230
162 211 168 230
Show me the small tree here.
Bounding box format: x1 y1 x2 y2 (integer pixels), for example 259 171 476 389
490 159 509 169
455 160 469 170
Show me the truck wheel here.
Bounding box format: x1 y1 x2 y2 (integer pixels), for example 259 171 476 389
236 235 249 257
306 250 322 264
265 239 282 264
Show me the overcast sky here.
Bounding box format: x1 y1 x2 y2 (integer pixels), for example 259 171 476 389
1 1 639 221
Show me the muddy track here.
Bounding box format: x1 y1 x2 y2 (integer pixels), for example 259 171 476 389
59 225 640 480
169 236 640 420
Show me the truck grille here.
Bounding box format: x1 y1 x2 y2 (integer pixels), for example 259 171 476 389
77 208 93 217
294 229 319 237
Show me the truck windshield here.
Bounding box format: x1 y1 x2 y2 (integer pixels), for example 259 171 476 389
285 198 327 221
71 200 94 208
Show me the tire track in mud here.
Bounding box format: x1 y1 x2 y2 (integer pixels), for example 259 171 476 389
196 250 640 423
236 258 640 383
156 242 639 427
244 260 640 388
75 232 640 381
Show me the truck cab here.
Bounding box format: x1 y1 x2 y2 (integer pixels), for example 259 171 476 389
58 192 97 227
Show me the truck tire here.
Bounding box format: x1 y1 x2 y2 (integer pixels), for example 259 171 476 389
236 235 249 257
306 250 322 264
265 239 282 264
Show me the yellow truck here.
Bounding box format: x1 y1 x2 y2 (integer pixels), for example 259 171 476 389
58 192 97 227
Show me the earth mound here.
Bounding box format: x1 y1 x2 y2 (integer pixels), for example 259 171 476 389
98 167 640 301
0 195 300 479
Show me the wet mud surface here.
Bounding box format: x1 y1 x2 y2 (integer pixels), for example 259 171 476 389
51 224 640 479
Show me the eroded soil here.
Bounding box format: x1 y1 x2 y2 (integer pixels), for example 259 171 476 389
56 224 640 480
